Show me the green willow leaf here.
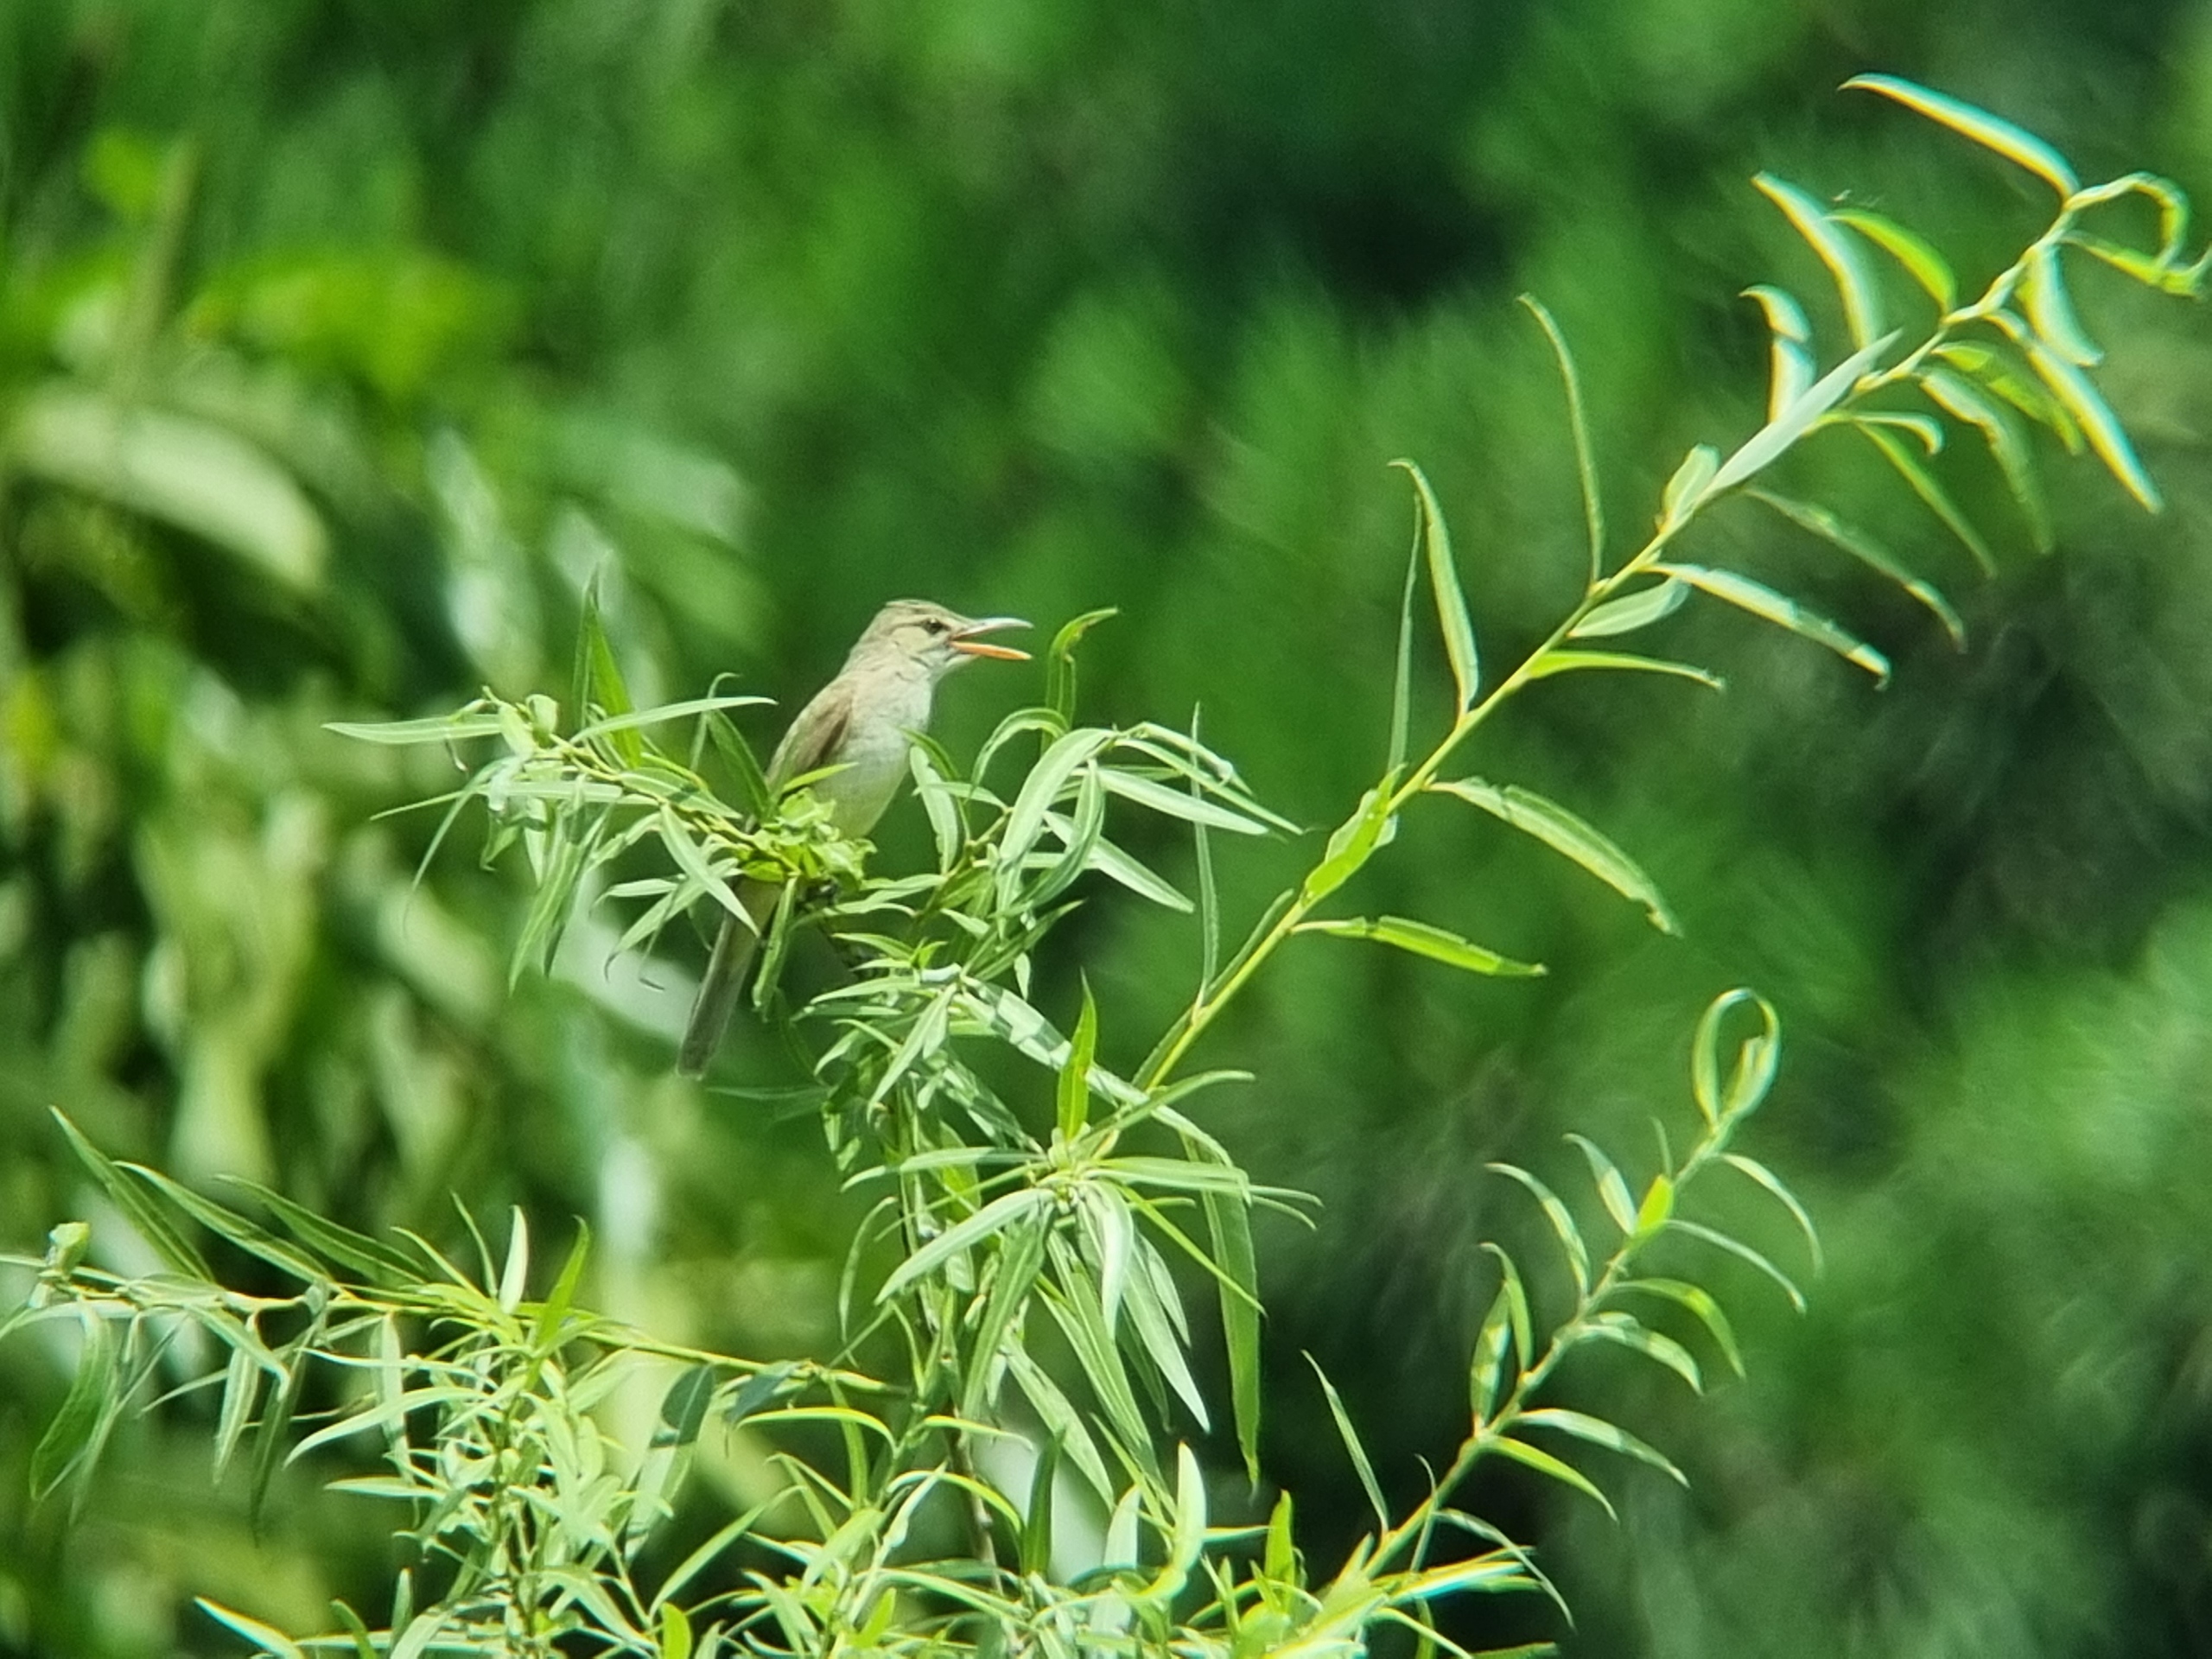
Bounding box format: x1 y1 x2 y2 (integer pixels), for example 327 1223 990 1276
1829 207 1957 312
1745 488 1965 646
1046 607 1119 727
1855 420 1996 575
2020 336 2163 511
1582 1312 1703 1392
1306 1354 1389 1529
1095 766 1268 835
1518 1408 1688 1485
1488 1436 1617 1521
1742 285 1814 422
1657 443 1718 532
1563 1134 1638 1235
1430 779 1679 933
572 569 640 765
1919 363 2053 546
1482 1242 1533 1375
1390 458 1480 708
1666 1219 1808 1313
1520 295 1607 582
1486 1162 1589 1298
1300 784 1397 906
1057 980 1098 1141
1709 330 1898 498
1723 1152 1826 1272
1937 340 2082 450
2021 245 2102 366
1844 73 2080 197
1755 174 1884 349
1470 1286 1515 1424
1568 578 1688 641
1296 915 1546 977
51 1111 212 1281
1615 1278 1746 1378
1527 648 1723 690
877 1189 1051 1304
1656 563 1891 685
31 1311 116 1500
325 710 505 746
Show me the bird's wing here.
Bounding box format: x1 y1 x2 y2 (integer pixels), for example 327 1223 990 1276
766 677 854 791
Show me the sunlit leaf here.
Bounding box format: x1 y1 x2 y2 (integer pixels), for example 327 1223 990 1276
1755 175 1884 349
2020 245 2101 366
1666 1219 1808 1312
1615 1278 1745 1378
1296 915 1546 977
1742 285 1814 423
1710 330 1897 499
1745 488 1964 645
2020 336 2163 511
1854 419 1996 575
1520 296 1607 582
1486 1162 1588 1298
194 1599 307 1659
1046 607 1119 726
1563 1134 1638 1235
1657 444 1718 532
1430 779 1679 933
1487 1436 1616 1521
1306 1354 1389 1529
1517 1408 1687 1486
1829 207 1957 312
1527 648 1723 690
1390 459 1481 708
1918 363 2052 547
1723 1152 1825 1272
1844 73 2080 197
1568 578 1688 641
1582 1311 1703 1392
1656 563 1891 684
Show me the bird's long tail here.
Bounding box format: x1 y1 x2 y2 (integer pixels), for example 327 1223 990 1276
677 880 780 1077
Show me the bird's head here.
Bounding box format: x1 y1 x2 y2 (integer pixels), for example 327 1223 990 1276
857 600 1031 680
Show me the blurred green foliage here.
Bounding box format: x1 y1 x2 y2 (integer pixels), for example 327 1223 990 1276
3 2 2211 1655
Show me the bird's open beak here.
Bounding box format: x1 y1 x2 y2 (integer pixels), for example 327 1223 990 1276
949 616 1032 661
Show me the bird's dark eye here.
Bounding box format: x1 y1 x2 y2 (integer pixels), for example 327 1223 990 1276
925 617 950 634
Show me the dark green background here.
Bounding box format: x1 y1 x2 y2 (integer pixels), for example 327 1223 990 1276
4 1 2212 1653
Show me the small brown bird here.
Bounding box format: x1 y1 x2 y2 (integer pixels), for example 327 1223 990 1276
677 599 1029 1077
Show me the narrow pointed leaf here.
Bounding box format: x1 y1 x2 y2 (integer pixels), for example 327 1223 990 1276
1528 649 1723 690
1919 363 2052 546
1723 1153 1825 1271
1297 915 1546 977
1658 563 1891 684
1569 579 1688 640
1563 1134 1638 1235
1742 286 1813 422
1520 296 1606 582
1829 208 1956 312
1658 444 1718 532
1665 1219 1808 1312
1486 1162 1588 1298
1488 1437 1616 1520
1746 488 1964 645
2021 245 2102 365
1517 1408 1688 1485
1710 331 1898 498
1306 1354 1389 1528
1391 459 1480 708
1844 74 2079 197
1431 779 1678 932
1755 175 1884 348
2021 337 2163 510
1058 981 1098 1141
1583 1313 1704 1391
1615 1278 1745 1378
1855 420 1996 575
